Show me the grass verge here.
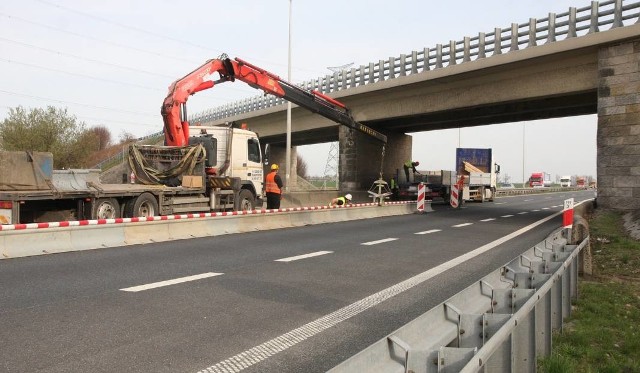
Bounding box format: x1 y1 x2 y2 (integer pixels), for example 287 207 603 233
539 210 640 372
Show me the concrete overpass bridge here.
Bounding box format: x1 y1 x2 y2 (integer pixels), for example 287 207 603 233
192 0 640 211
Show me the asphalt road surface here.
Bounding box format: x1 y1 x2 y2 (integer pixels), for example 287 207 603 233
0 190 595 373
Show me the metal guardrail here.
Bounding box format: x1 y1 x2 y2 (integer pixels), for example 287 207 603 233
329 227 586 372
191 0 640 124
496 186 590 196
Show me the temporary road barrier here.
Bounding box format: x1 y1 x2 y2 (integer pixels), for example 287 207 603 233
417 183 426 212
0 201 416 259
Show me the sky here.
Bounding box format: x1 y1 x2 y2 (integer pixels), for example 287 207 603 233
0 0 606 183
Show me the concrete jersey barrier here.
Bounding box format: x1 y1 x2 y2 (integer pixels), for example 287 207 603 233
0 201 416 259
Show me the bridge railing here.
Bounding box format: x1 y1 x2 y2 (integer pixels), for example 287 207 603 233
190 0 640 124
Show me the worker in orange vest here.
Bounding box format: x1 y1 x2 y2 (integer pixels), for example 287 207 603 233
265 163 283 209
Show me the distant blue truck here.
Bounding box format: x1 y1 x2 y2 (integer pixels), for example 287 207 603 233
455 148 500 203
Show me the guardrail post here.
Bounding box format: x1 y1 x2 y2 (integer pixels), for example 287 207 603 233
478 32 486 59
513 309 536 372
528 18 537 47
376 60 385 81
423 47 431 71
399 54 407 76
493 27 502 55
449 40 457 66
463 37 471 62
510 23 519 51
349 67 357 88
613 0 624 28
435 44 443 68
411 50 419 74
568 7 577 38
387 56 395 79
368 62 375 84
547 13 557 43
535 290 553 357
589 1 600 33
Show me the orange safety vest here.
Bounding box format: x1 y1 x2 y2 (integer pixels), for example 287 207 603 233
265 171 281 194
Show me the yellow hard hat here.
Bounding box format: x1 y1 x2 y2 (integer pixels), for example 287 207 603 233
271 164 279 170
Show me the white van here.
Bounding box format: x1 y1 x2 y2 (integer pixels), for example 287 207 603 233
560 176 571 187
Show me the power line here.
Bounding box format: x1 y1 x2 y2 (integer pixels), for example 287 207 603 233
0 57 162 91
33 0 226 57
0 89 156 116
27 0 327 77
0 36 174 79
0 12 196 64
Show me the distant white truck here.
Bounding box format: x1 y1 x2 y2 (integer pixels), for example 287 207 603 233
560 175 571 187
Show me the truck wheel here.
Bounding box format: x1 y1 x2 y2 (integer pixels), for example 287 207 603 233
235 189 255 211
479 187 486 203
125 193 159 218
92 198 121 219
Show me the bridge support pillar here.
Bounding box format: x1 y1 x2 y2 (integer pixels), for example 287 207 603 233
267 145 297 190
597 40 640 210
339 127 411 191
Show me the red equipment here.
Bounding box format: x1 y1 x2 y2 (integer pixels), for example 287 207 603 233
161 54 387 147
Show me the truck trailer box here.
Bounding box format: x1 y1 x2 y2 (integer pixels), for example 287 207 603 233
0 151 53 191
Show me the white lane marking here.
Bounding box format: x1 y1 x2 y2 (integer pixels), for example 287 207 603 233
517 212 529 215
495 202 506 205
452 223 473 228
362 238 398 246
198 209 565 373
501 215 514 218
532 209 540 212
415 229 442 235
542 207 550 210
275 251 333 262
552 205 561 208
524 199 532 202
120 272 222 292
480 218 496 222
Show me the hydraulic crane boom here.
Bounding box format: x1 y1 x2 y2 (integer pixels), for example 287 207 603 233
161 54 388 147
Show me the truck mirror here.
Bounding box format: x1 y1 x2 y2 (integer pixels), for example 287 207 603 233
495 163 501 173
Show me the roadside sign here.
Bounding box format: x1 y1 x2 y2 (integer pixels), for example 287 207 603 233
563 198 574 228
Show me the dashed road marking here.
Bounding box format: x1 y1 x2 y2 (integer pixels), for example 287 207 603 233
495 202 506 205
120 272 222 292
362 238 398 246
275 251 333 262
480 218 496 222
532 209 540 212
517 212 528 215
197 209 565 373
415 229 442 235
452 223 473 227
501 215 514 218
542 207 550 210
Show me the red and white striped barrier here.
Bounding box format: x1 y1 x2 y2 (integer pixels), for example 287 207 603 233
417 183 426 212
0 200 415 232
0 201 417 259
450 177 465 208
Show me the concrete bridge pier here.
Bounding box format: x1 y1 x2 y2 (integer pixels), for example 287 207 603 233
266 145 297 190
597 39 640 210
338 126 412 191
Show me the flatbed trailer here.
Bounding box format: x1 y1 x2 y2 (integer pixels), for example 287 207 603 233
0 151 244 224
